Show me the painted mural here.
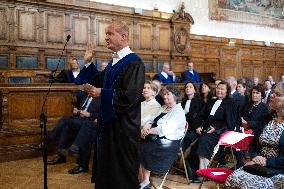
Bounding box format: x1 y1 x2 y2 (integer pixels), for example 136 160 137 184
210 0 284 29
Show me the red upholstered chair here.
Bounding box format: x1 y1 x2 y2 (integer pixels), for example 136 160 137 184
196 131 254 189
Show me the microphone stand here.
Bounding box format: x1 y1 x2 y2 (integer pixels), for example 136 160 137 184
39 35 71 189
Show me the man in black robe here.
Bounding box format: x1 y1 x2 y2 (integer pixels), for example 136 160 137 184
86 20 145 189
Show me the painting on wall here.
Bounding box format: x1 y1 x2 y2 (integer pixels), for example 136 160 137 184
209 0 284 29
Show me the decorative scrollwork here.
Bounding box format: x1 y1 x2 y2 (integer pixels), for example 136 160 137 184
174 27 190 54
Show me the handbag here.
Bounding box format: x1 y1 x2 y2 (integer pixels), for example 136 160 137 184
243 164 283 178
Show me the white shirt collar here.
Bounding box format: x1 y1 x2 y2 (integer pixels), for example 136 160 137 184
161 71 168 79
85 62 92 68
112 46 133 66
231 90 236 95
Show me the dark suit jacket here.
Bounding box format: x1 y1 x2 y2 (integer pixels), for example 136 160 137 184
181 70 202 83
153 72 175 84
242 102 269 133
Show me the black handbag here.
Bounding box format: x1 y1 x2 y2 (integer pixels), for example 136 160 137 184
243 164 283 178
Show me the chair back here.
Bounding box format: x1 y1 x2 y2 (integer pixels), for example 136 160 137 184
218 131 254 151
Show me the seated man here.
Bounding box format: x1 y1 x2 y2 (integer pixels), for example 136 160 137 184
54 57 80 83
39 96 100 174
181 61 202 84
153 63 176 84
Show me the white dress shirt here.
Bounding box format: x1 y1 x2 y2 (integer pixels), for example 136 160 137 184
149 103 186 140
72 71 80 78
112 46 133 66
141 98 161 127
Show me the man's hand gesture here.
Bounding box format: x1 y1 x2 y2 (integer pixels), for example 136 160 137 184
84 43 94 64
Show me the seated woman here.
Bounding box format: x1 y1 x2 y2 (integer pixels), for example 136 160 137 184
181 81 206 181
181 81 205 150
141 81 161 127
195 81 238 169
241 85 270 134
226 82 284 189
139 85 186 189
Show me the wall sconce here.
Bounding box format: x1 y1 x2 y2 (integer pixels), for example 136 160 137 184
154 4 158 11
265 41 271 46
228 39 236 47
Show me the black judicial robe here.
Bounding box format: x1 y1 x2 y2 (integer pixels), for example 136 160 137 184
95 53 145 189
196 98 238 159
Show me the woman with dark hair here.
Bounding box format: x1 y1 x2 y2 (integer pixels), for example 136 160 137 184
181 82 205 149
195 81 238 169
237 82 250 105
241 85 270 134
199 82 213 103
139 85 186 189
226 83 284 188
181 82 206 181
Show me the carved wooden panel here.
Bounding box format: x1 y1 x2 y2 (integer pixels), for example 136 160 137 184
242 65 252 78
276 51 284 65
46 13 64 43
73 17 88 45
222 48 237 64
224 67 237 78
251 49 263 60
0 8 7 40
97 20 109 46
159 27 170 50
191 43 206 58
18 10 36 41
264 49 275 61
206 46 219 58
276 66 284 79
139 24 152 49
253 66 263 78
241 48 251 60
9 93 38 127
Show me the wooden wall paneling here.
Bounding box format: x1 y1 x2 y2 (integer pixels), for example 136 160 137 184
158 25 170 51
253 65 264 79
46 12 64 43
205 58 219 75
7 5 16 43
0 7 7 40
17 9 37 42
206 45 220 58
220 47 238 78
9 92 39 128
251 48 263 61
276 66 284 80
139 23 152 50
72 16 89 45
276 50 284 65
190 43 206 58
97 18 110 47
173 61 186 73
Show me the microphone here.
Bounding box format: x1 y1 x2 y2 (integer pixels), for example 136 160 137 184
66 34 71 41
